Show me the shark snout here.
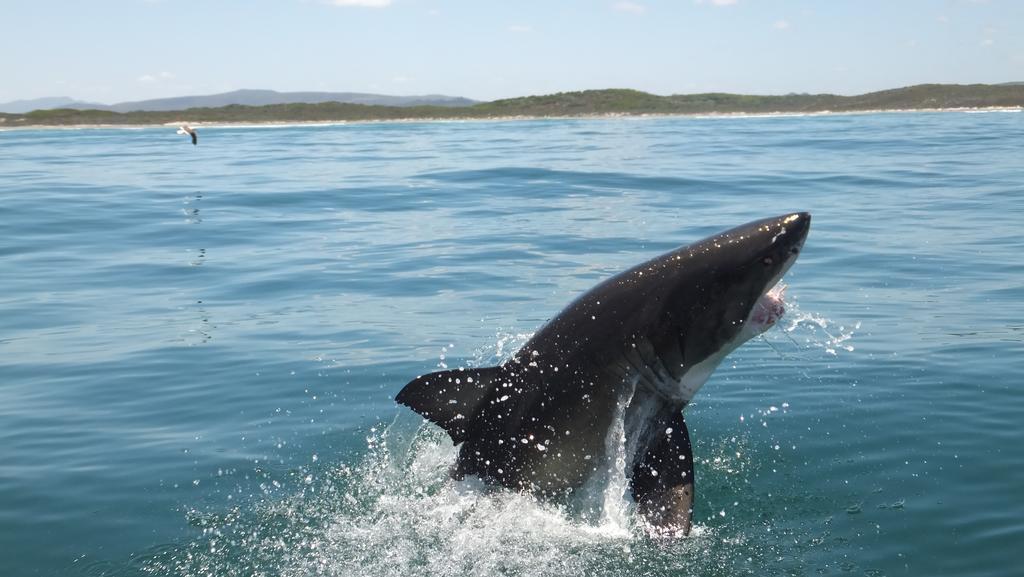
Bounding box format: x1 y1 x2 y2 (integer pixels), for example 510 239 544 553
779 212 811 252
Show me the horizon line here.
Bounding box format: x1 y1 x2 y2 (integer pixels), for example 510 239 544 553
5 80 1024 110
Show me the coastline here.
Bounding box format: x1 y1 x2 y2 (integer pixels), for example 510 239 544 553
1 105 1020 132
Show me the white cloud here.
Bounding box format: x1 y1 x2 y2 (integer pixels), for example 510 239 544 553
981 26 997 47
138 71 174 84
507 24 533 33
327 0 392 7
694 0 738 6
613 2 646 14
773 19 790 30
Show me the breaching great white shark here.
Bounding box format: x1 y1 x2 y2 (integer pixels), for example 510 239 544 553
397 212 810 535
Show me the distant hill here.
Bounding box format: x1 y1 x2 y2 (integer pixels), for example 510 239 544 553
472 84 1024 116
0 96 105 114
101 89 478 112
0 89 477 114
2 84 1022 127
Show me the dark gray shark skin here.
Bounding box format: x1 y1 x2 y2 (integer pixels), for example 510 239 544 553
397 213 810 535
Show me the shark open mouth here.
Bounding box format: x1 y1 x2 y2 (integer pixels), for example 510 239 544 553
749 283 787 332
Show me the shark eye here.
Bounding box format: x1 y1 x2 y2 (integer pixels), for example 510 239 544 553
763 256 774 266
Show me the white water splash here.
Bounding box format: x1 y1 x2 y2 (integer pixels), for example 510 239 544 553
783 311 859 356
763 293 859 357
569 394 636 537
470 329 535 366
143 415 732 577
285 423 690 577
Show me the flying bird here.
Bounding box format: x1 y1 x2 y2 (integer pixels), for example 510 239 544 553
176 125 197 145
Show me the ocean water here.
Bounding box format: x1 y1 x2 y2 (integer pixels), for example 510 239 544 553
1 111 1021 577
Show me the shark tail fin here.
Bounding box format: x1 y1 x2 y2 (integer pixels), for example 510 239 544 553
396 366 503 445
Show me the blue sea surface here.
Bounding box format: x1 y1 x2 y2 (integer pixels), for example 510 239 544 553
1 112 1022 576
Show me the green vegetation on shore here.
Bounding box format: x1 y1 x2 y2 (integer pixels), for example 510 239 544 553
2 83 1023 127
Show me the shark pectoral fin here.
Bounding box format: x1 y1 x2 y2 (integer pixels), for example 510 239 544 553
395 366 504 444
631 411 695 536
637 482 694 537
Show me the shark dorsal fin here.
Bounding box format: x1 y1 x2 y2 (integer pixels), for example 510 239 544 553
396 366 503 444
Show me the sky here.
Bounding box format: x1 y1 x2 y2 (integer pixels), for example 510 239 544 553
3 0 1023 104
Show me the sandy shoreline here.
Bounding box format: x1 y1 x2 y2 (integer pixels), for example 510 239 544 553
0 106 1020 132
